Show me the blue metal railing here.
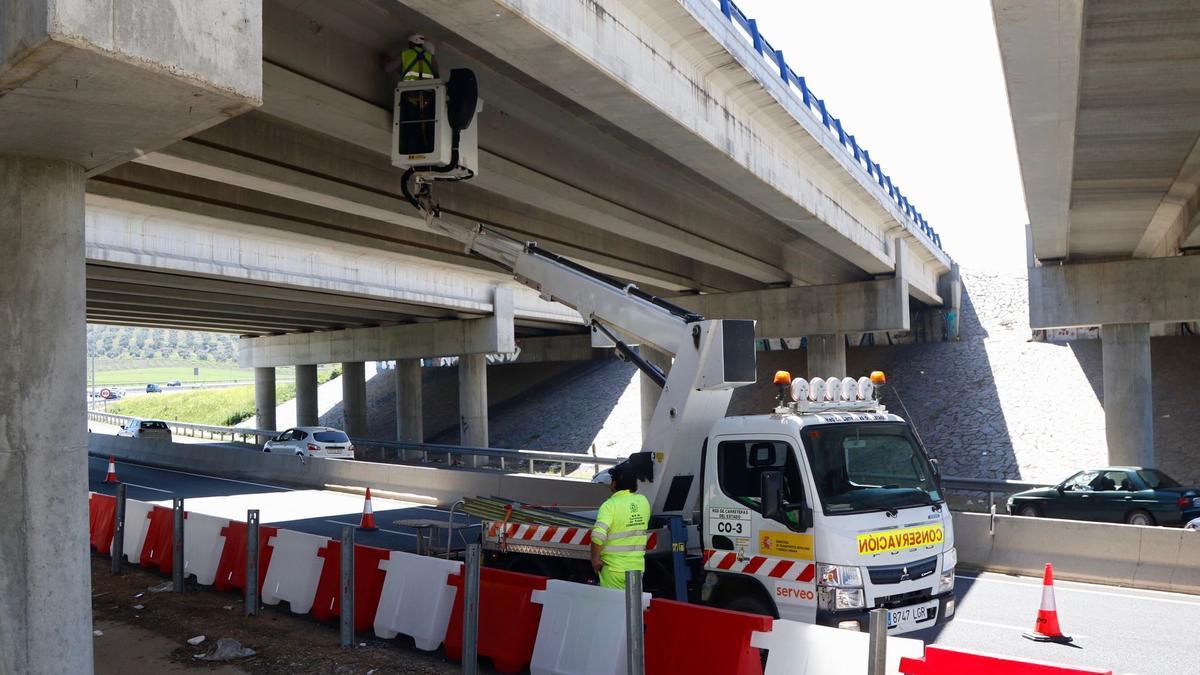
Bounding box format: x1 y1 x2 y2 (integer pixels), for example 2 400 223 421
713 0 943 252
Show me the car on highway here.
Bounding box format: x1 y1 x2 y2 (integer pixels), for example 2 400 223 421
1186 517 1200 532
146 383 162 393
1007 467 1200 526
166 380 182 387
262 427 354 459
117 419 173 441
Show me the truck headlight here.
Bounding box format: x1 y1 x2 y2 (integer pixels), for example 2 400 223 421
938 568 955 595
817 563 863 588
819 587 865 611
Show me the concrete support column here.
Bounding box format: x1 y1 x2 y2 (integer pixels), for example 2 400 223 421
395 359 423 459
254 367 277 431
807 334 847 379
1101 323 1154 467
295 364 319 427
0 157 92 674
459 354 489 461
342 362 367 437
639 346 673 442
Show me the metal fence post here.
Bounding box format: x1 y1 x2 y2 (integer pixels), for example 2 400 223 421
111 483 127 575
463 543 482 675
246 509 260 616
625 570 645 675
867 608 887 675
340 526 355 648
172 498 185 592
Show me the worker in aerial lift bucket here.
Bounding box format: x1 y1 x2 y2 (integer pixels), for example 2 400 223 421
397 33 438 81
590 464 651 590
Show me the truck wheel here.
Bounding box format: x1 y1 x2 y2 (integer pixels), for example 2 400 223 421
721 593 775 618
1126 510 1155 526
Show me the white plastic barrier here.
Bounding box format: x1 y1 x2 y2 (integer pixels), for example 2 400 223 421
529 580 650 675
751 619 924 675
183 512 231 586
119 499 155 563
260 529 331 614
373 551 462 650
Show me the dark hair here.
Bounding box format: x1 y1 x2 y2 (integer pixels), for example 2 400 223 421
611 465 638 492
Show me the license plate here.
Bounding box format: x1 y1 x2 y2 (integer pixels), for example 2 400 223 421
887 601 937 631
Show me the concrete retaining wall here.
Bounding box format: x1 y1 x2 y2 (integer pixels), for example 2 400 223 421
90 434 608 509
953 512 1200 594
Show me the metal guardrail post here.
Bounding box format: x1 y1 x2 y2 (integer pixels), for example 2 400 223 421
340 526 355 648
867 608 887 675
246 509 260 617
111 483 127 575
625 570 645 675
463 543 481 675
172 498 185 592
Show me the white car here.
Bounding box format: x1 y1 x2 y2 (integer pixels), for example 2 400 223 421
117 419 172 441
1186 517 1200 531
263 427 354 459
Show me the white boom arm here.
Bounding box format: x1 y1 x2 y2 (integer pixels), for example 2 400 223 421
429 219 756 517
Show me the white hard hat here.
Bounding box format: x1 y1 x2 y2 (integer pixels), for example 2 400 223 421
409 33 426 46
591 469 613 485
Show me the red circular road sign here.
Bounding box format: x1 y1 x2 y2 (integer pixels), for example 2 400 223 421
100 388 113 399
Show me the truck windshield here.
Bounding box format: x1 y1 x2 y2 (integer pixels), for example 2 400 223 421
801 422 941 515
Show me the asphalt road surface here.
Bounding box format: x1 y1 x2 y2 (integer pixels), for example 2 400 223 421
87 455 477 553
910 569 1200 674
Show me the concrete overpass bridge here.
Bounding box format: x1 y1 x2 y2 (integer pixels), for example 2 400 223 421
2 1 957 669
995 0 1200 468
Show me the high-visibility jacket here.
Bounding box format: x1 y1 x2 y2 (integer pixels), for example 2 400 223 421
592 489 651 590
400 47 436 81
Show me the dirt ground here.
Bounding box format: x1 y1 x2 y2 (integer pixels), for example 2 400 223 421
91 555 495 674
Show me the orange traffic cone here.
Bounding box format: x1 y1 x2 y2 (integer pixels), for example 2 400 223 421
358 488 378 531
1023 563 1073 643
105 456 119 484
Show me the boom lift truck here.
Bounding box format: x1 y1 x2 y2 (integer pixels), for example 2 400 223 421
392 70 956 635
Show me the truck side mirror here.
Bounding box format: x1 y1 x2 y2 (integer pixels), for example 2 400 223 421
760 471 785 520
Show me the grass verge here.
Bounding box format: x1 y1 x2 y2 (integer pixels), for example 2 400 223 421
110 384 297 426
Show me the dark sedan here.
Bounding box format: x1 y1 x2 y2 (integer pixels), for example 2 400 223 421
1007 467 1200 526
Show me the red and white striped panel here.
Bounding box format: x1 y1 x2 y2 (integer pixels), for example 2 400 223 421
704 549 816 582
486 522 660 549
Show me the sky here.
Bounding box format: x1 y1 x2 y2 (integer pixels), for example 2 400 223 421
734 0 1030 273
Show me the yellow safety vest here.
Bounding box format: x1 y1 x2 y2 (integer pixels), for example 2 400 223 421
401 47 436 81
592 489 650 589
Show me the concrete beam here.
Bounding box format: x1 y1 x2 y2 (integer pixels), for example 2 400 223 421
295 365 319 427
0 0 261 173
512 335 599 363
239 288 517 368
342 361 367 437
993 0 1083 261
1102 323 1154 468
1029 255 1200 329
255 367 277 431
673 276 909 339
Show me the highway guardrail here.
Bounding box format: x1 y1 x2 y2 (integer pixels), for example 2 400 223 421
87 411 621 478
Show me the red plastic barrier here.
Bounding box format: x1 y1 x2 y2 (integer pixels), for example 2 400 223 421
89 494 117 554
310 541 392 631
444 567 548 673
900 646 1113 675
644 598 772 675
213 520 278 593
139 506 179 573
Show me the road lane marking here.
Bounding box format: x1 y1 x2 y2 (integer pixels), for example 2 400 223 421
323 520 415 538
957 574 1200 608
953 618 1090 639
122 482 172 494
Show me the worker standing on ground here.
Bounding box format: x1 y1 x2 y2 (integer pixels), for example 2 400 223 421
590 465 651 590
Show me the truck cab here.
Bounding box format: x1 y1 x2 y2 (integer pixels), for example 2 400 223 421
700 376 955 635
